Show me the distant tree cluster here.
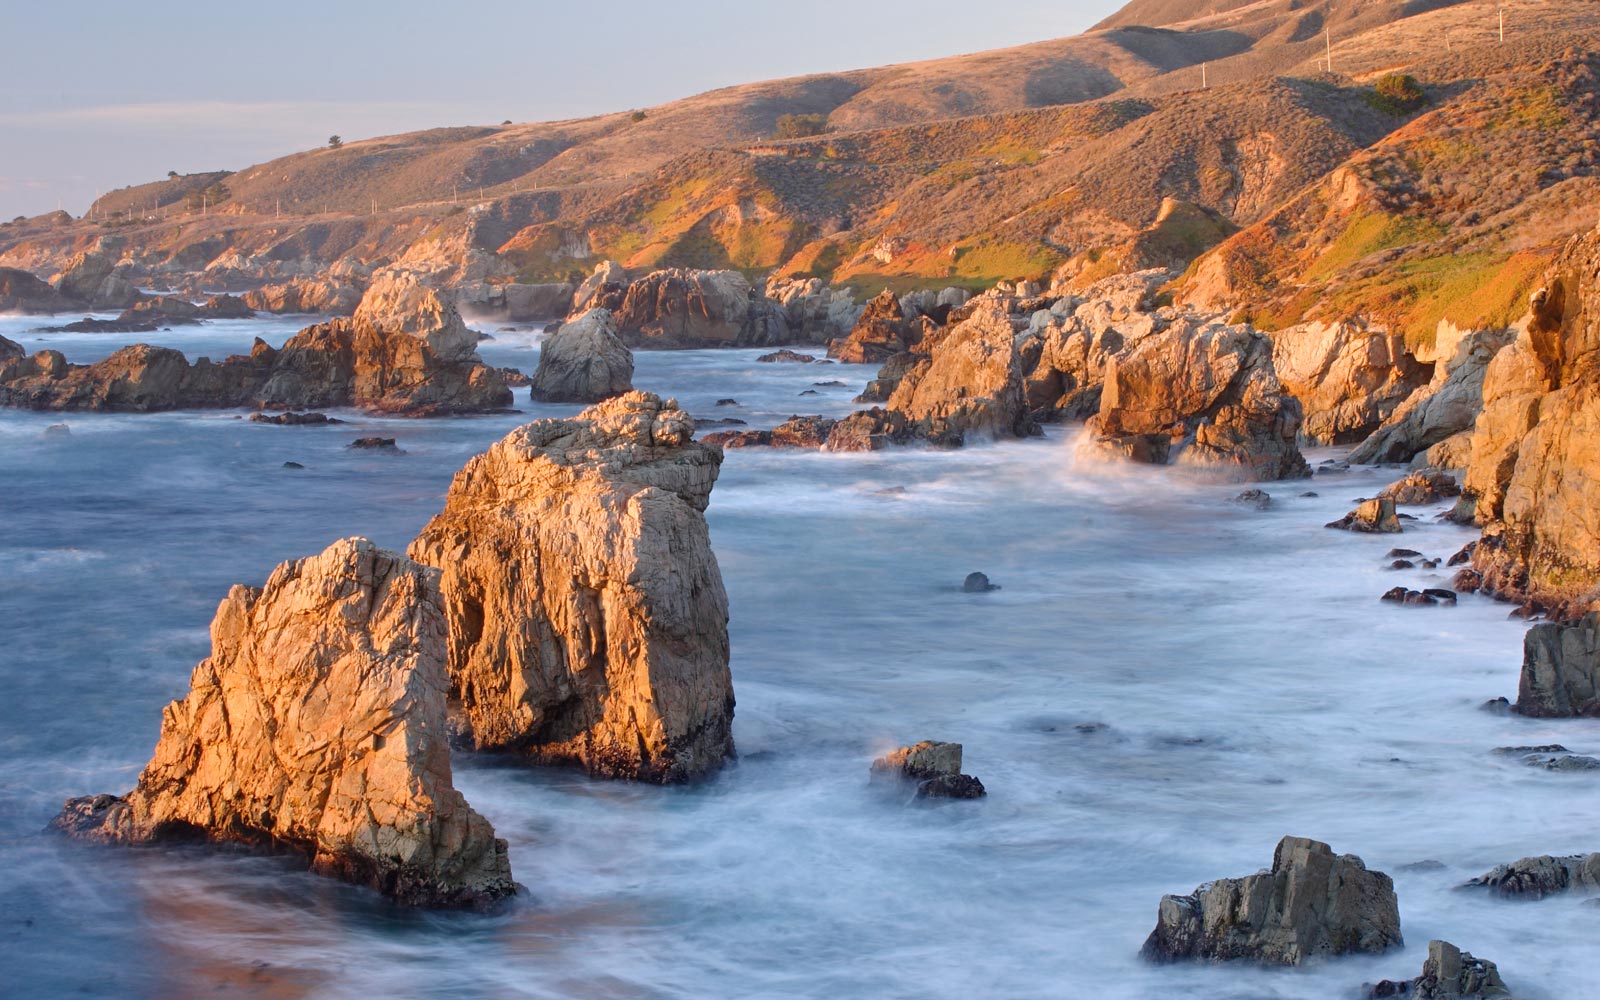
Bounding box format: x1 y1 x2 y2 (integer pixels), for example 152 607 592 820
631 110 648 123
327 135 344 149
186 181 231 211
773 113 830 140
1368 74 1427 115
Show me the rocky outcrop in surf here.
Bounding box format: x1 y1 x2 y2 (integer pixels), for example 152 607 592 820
610 268 782 348
870 741 986 799
1271 321 1432 447
1464 231 1600 613
1088 318 1311 481
1366 940 1515 1000
50 237 139 308
0 266 77 313
878 300 1032 445
408 392 735 783
242 276 364 315
51 538 516 909
1142 836 1402 965
530 307 634 403
828 289 933 364
1514 612 1600 718
1467 852 1600 899
0 273 512 415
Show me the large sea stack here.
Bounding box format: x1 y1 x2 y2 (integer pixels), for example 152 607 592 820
52 538 516 909
409 391 735 782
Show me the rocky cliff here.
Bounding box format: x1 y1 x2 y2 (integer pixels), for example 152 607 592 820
408 392 735 782
530 308 634 403
52 538 517 909
1465 229 1600 612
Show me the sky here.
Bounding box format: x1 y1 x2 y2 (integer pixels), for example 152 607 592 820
0 0 1128 219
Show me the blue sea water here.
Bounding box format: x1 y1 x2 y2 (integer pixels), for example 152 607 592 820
0 312 1594 999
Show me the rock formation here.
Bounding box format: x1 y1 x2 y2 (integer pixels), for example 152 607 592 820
0 275 512 415
1271 321 1432 446
882 300 1032 444
50 237 139 308
0 266 76 312
50 538 516 909
611 268 780 348
408 392 735 783
1350 327 1513 465
572 260 627 314
828 289 931 364
1089 318 1311 481
1367 940 1515 999
765 276 862 343
1379 470 1461 506
1327 497 1403 533
1514 612 1600 718
1467 852 1600 899
870 741 986 799
530 308 634 403
1141 836 1402 965
242 277 364 315
1464 231 1600 612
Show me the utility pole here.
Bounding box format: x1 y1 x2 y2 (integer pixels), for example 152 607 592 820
1500 6 1505 42
1202 62 1208 89
1326 26 1333 74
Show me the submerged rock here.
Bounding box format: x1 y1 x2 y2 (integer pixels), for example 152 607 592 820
1141 836 1402 965
1366 940 1515 999
1466 852 1600 899
870 741 986 799
1514 612 1600 718
49 538 516 909
530 307 634 403
408 392 735 782
962 572 1000 593
248 411 342 426
756 349 817 363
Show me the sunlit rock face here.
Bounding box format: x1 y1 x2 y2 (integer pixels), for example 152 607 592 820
1465 230 1600 613
52 538 517 910
409 391 735 783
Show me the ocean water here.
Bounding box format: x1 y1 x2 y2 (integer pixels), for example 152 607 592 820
1 313 1596 999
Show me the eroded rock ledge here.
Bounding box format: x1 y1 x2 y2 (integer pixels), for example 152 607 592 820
53 538 516 909
409 391 735 782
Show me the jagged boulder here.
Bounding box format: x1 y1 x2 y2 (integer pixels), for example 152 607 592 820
1089 318 1311 481
1514 612 1600 717
611 268 774 348
1467 852 1600 899
1142 836 1402 965
1464 231 1600 612
572 259 626 314
50 538 516 909
1350 327 1512 465
869 741 986 799
1367 940 1515 999
242 277 364 315
1380 470 1461 506
1327 497 1403 533
530 308 634 403
828 289 928 364
883 300 1032 444
765 276 862 343
1272 321 1432 446
408 392 735 782
50 237 139 308
0 266 76 313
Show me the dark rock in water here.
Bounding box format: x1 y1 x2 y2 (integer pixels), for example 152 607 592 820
692 417 747 428
249 411 342 426
1379 469 1462 506
1423 588 1458 606
715 398 740 407
1234 489 1271 510
1390 560 1416 570
1444 492 1478 525
1515 612 1600 718
1387 549 1423 559
703 429 771 448
38 316 164 334
1508 603 1546 621
1466 852 1600 899
798 389 819 396
1141 836 1402 966
1448 541 1477 567
1328 497 1402 533
1480 697 1512 715
1399 860 1448 872
1490 745 1600 770
812 380 846 387
963 572 1000 593
1365 940 1514 999
350 437 399 451
704 415 835 450
42 423 70 438
1383 587 1445 606
282 461 305 469
870 741 986 800
1452 569 1484 594
1420 558 1440 570
1300 491 1319 497
756 349 816 363
496 366 531 388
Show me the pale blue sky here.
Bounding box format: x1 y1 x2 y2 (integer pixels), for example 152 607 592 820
0 0 1126 218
